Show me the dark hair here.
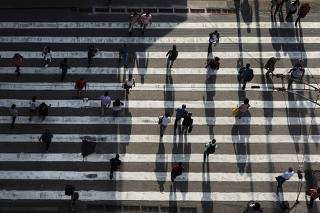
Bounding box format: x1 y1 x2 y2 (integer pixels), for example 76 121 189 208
128 74 133 80
178 162 182 166
104 91 109 96
182 104 186 109
187 112 192 117
172 45 176 51
80 78 84 81
212 139 216 143
116 154 120 158
165 112 170 117
215 57 220 61
244 98 249 104
123 43 127 47
146 11 150 15
114 99 121 106
246 63 250 68
252 202 261 210
63 58 67 62
288 167 294 172
11 104 16 109
32 96 37 101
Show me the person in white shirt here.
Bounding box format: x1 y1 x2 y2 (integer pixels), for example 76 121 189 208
123 74 135 98
100 91 111 116
29 96 39 121
42 46 52 68
276 167 294 192
159 112 171 137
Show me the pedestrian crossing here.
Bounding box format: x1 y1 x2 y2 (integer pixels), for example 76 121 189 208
1 14 320 212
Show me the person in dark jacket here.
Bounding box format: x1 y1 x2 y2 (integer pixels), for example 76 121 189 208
110 154 122 180
181 112 193 135
60 58 70 81
238 63 254 90
39 129 53 151
205 57 220 70
88 45 98 68
38 102 51 120
166 45 179 69
203 139 218 162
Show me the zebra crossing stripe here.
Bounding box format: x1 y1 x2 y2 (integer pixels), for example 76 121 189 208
0 134 317 144
0 171 302 182
1 99 318 109
0 67 319 75
0 82 315 91
0 36 316 44
0 22 318 29
0 51 315 59
0 116 319 125
0 153 318 163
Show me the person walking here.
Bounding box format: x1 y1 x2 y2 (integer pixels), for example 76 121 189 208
203 139 218 163
238 63 254 90
181 112 193 135
171 162 184 182
123 74 135 98
29 96 39 121
236 98 250 119
264 57 278 76
272 0 284 17
59 58 70 81
166 45 179 69
307 187 320 208
295 3 310 26
38 102 51 121
75 78 87 98
109 154 122 180
159 112 171 137
9 104 18 128
13 53 23 78
39 129 53 152
276 167 294 193
287 64 305 90
87 45 98 68
174 104 188 135
128 12 140 35
205 57 220 71
140 11 152 34
42 46 52 68
100 91 111 116
208 30 220 54
112 99 123 117
285 0 299 22
119 44 129 68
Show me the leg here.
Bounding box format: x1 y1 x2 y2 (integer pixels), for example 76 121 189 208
242 79 247 90
181 125 186 135
295 15 301 26
123 53 128 68
208 42 212 53
309 198 314 208
287 77 294 89
169 60 174 69
101 103 105 116
203 151 207 162
128 22 133 33
171 171 176 182
110 166 114 179
45 142 50 151
274 4 280 15
166 58 170 68
61 72 66 81
10 116 16 128
173 117 180 133
88 56 92 68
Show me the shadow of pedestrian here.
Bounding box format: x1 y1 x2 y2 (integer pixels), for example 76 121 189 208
133 51 149 84
155 137 167 192
240 0 253 33
164 66 175 116
201 162 213 213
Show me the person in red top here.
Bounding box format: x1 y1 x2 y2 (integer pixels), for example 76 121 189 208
295 3 310 26
205 57 220 71
75 78 87 97
171 162 184 182
236 98 250 119
13 53 23 78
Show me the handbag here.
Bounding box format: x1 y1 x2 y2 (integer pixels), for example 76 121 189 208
232 108 239 117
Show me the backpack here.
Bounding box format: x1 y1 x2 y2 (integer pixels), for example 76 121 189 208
207 144 216 154
246 69 254 82
169 50 178 60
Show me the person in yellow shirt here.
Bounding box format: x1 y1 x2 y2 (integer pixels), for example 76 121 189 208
307 187 320 208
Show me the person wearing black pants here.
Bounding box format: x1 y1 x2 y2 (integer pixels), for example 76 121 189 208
39 129 53 152
110 154 122 180
9 104 18 129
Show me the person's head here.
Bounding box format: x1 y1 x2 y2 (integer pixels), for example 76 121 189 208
292 0 298 5
133 11 138 16
178 162 182 167
115 99 120 104
182 104 186 109
45 129 50 134
89 45 94 49
46 46 51 52
211 139 216 144
172 45 176 51
32 96 37 102
165 112 170 117
123 43 127 48
146 11 150 16
244 98 249 104
116 154 120 159
246 63 250 68
11 104 16 109
128 74 133 80
63 58 67 63
288 167 294 172
104 91 109 96
187 112 192 117
214 30 218 34
215 57 220 61
252 202 261 210
80 78 84 81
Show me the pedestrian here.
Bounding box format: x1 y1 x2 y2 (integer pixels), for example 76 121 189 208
205 57 220 71
38 102 51 121
236 98 250 119
285 0 299 22
29 96 39 121
264 57 278 76
272 0 284 17
112 99 123 117
42 46 52 68
295 3 310 26
87 45 99 68
238 63 254 90
171 162 184 182
307 187 320 208
287 64 305 90
119 44 129 68
123 74 135 98
208 30 220 53
203 139 218 163
9 104 18 128
181 112 193 135
276 167 294 192
128 12 141 35
159 112 171 137
109 154 122 180
174 104 188 135
140 11 152 34
39 129 53 152
75 78 87 98
13 53 23 78
59 58 70 81
100 91 111 116
166 45 179 69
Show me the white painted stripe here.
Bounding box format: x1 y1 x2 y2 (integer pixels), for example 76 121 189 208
0 116 319 125
0 22 318 29
0 51 315 59
0 153 318 163
0 36 316 44
0 67 319 76
0 82 315 91
0 171 302 182
1 99 318 109
0 134 318 144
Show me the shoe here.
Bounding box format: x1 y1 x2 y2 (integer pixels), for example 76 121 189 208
241 87 245 90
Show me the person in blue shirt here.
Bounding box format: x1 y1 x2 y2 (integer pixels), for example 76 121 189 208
238 63 254 90
119 44 129 68
174 104 188 134
39 129 53 152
